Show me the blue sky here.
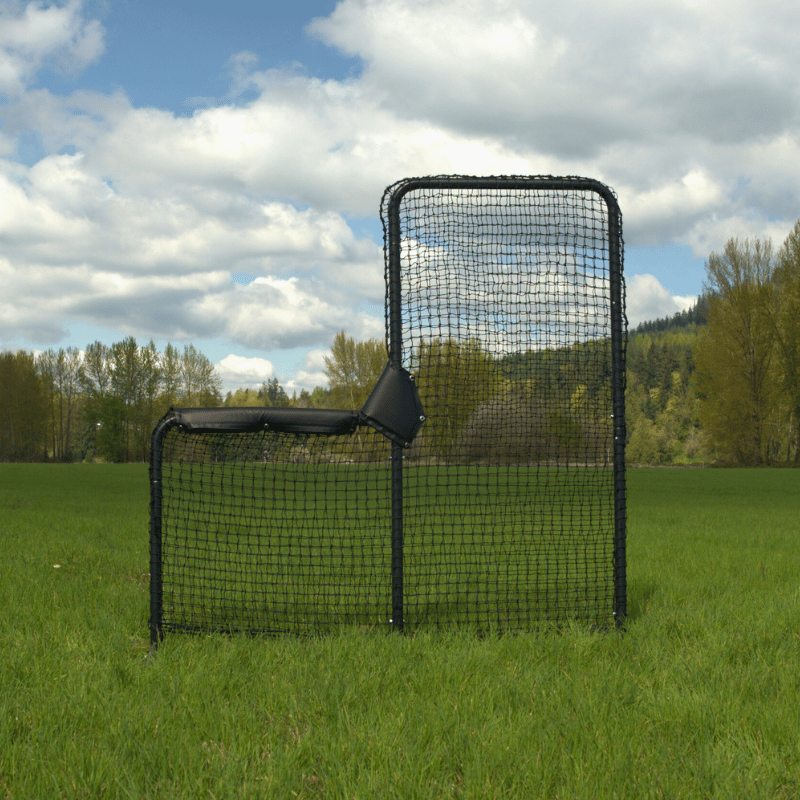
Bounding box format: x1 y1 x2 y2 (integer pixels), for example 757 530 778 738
71 1 359 105
2 0 799 392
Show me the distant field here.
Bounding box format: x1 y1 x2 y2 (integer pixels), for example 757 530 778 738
1 464 799 798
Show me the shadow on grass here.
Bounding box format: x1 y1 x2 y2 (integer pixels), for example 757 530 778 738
625 579 657 621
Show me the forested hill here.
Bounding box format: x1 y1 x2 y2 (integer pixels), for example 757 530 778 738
626 324 702 465
631 295 708 336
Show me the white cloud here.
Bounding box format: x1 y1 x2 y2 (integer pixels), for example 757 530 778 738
302 348 330 373
308 0 800 243
287 370 329 394
8 0 799 259
191 275 374 350
311 0 798 152
0 0 105 99
626 274 696 328
285 349 334 394
0 150 385 276
216 354 275 389
0 148 385 347
685 214 794 261
618 169 726 246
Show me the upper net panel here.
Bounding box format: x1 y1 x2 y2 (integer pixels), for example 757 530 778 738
381 176 626 627
383 176 622 363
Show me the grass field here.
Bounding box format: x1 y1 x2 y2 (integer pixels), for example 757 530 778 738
1 463 799 798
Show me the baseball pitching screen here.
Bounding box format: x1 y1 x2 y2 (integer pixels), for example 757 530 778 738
149 175 626 643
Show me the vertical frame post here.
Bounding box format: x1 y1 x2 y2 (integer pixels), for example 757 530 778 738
148 414 176 648
386 190 405 632
390 443 404 631
606 194 628 626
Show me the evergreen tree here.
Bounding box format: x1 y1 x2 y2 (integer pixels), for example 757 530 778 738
261 377 290 407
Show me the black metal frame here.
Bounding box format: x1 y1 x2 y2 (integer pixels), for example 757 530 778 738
149 175 626 643
149 370 424 644
381 176 626 628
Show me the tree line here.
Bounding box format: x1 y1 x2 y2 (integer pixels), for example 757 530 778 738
3 219 800 466
626 222 800 466
0 332 365 463
0 339 222 463
318 220 800 467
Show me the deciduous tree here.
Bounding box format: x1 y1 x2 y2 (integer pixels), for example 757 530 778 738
769 221 800 462
160 342 182 410
411 337 500 460
181 344 222 406
695 237 777 464
0 350 47 461
324 331 386 409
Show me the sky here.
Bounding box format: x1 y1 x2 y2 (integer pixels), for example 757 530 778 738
2 0 800 394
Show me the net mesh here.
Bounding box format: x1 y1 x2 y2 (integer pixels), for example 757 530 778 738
384 177 625 628
155 428 392 634
150 175 625 639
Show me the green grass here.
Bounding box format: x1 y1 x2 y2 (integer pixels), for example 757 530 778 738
1 464 799 798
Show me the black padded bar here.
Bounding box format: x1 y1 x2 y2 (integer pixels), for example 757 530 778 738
171 406 360 436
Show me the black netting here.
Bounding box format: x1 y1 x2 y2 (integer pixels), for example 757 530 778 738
150 175 626 642
153 426 392 636
383 176 626 630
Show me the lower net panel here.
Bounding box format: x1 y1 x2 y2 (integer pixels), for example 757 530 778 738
158 426 392 635
157 427 615 634
401 464 615 630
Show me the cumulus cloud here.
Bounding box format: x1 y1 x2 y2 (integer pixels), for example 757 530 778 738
3 0 800 388
626 274 696 328
9 0 800 245
0 0 105 98
0 148 385 348
286 348 331 394
308 0 800 239
311 0 799 150
191 276 369 350
216 354 275 389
